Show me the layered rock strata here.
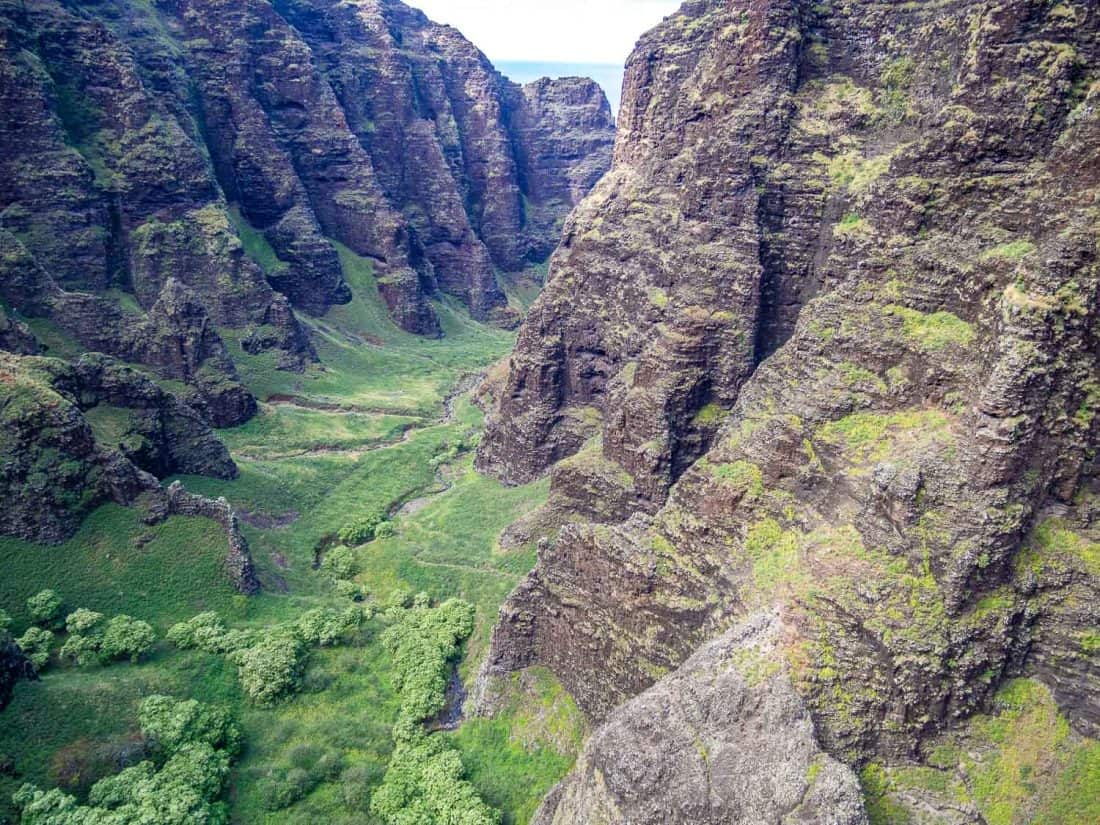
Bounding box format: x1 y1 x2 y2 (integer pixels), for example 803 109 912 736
478 0 1100 819
0 0 614 348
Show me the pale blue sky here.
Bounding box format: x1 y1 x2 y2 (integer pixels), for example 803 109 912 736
406 1 682 64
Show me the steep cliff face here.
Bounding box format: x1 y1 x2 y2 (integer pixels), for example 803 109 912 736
478 0 1100 820
267 0 616 330
0 351 237 544
0 0 613 390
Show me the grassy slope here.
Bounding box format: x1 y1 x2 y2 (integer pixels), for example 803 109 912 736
0 246 572 824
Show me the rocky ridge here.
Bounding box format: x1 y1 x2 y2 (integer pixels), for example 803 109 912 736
0 0 614 357
477 0 1100 820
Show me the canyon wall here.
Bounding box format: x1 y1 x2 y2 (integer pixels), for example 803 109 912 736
477 0 1100 819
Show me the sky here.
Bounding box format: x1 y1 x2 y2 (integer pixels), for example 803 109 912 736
406 0 683 65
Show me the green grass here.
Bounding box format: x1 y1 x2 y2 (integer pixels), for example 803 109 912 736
0 506 240 634
0 258 572 824
863 679 1100 825
447 668 584 825
884 305 975 351
228 206 288 275
981 240 1036 261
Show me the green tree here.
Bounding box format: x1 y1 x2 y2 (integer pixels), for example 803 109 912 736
371 729 500 825
14 696 240 825
295 607 362 647
139 695 241 757
337 513 385 546
99 615 156 663
0 608 11 631
383 597 475 724
26 590 63 628
227 632 306 705
65 608 105 635
321 544 359 579
15 627 52 670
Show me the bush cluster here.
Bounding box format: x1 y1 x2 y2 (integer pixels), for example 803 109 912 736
14 696 241 825
370 597 498 825
257 744 344 812
382 597 475 725
15 627 53 670
167 607 365 705
336 512 388 546
59 611 155 666
321 544 359 580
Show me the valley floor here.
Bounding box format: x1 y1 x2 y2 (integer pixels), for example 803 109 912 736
0 254 581 824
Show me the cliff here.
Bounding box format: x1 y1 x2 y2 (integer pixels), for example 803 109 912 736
477 0 1100 821
0 0 614 354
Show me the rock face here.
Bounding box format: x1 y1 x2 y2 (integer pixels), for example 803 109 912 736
478 0 1100 818
534 614 868 825
0 0 614 350
0 351 235 544
0 632 35 712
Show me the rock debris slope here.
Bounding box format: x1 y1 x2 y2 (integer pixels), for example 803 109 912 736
477 0 1100 820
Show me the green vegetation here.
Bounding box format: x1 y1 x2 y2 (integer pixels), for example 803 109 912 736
27 591 63 629
14 695 240 825
712 460 764 498
0 266 565 823
448 669 584 825
981 239 1036 261
16 628 52 670
228 206 288 275
60 612 156 666
835 212 871 237
816 408 952 467
1020 519 1100 578
884 305 975 351
860 680 1100 825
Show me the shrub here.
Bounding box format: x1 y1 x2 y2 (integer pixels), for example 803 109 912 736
64 608 104 635
139 695 242 757
167 612 251 654
371 729 499 825
382 598 475 725
99 615 158 664
295 607 362 647
0 609 11 631
341 764 374 811
337 514 385 546
59 633 101 667
321 544 359 579
333 580 365 601
228 632 306 705
16 627 53 670
27 590 63 628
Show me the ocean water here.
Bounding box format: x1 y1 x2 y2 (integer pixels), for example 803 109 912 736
496 61 625 115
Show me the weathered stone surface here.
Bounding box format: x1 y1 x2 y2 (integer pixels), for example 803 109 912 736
478 0 1100 814
1 0 613 354
0 632 35 712
0 351 235 544
0 307 38 355
158 481 260 596
534 614 868 825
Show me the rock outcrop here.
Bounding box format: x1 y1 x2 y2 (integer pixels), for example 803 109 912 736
156 482 260 596
0 632 35 712
0 351 235 544
534 614 867 825
478 0 1100 819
